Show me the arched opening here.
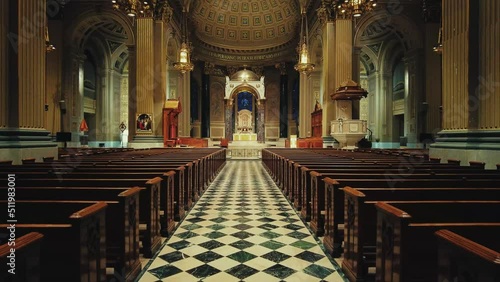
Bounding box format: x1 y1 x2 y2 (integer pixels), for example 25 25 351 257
64 9 133 147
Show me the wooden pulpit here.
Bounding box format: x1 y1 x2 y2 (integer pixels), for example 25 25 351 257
163 99 182 147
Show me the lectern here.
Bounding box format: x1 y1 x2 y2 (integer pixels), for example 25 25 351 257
163 99 182 147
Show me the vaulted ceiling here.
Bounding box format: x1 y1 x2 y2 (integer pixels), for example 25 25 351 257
184 0 302 66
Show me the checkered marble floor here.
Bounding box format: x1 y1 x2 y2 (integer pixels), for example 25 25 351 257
136 160 348 282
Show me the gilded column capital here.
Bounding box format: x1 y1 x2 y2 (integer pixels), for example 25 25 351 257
317 1 335 24
153 2 173 23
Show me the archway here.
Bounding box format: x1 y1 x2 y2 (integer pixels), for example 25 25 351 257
224 69 266 142
354 10 423 147
63 8 134 147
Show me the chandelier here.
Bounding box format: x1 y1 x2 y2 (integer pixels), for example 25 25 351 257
173 8 194 73
335 0 377 18
294 7 314 75
111 0 167 17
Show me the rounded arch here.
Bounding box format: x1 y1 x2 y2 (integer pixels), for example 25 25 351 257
379 40 405 76
359 45 379 75
228 84 261 104
66 7 135 52
354 9 423 52
84 35 112 72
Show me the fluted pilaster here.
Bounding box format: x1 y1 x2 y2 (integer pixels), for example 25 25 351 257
135 18 155 126
153 20 167 137
178 72 191 137
321 22 336 137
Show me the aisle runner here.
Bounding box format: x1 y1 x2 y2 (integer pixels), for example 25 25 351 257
137 160 347 282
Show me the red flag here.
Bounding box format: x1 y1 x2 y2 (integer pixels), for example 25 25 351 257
79 119 89 132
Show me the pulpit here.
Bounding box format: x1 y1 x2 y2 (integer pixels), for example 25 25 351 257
163 99 182 147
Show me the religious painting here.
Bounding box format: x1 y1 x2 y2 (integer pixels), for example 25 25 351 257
237 92 253 112
136 113 153 133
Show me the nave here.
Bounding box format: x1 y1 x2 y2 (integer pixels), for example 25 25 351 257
137 160 347 281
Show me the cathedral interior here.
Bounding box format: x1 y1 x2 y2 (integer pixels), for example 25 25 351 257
1 1 500 281
1 0 499 167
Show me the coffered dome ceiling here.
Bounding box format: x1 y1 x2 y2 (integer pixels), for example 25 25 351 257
189 0 301 66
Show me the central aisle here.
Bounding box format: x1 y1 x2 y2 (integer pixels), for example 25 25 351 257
137 160 347 281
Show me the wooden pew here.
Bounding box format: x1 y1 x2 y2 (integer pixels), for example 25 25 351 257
296 164 495 221
341 186 500 282
0 186 142 281
321 177 500 256
375 201 500 282
0 232 43 282
0 202 107 282
10 162 195 218
435 229 500 282
8 177 164 257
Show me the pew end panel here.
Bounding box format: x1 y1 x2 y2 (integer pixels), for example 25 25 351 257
0 232 43 282
322 177 342 258
375 202 411 282
141 177 163 257
435 229 500 282
309 171 325 237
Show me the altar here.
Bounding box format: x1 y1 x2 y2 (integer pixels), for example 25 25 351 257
232 108 257 141
233 132 257 141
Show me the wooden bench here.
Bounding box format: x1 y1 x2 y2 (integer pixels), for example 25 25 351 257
320 177 500 255
8 177 164 257
375 201 500 282
435 229 500 282
0 186 142 281
0 232 43 282
0 201 107 281
341 186 500 282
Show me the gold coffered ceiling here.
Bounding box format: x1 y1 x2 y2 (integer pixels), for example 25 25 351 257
189 0 301 65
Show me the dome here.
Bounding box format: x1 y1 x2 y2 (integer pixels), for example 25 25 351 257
189 0 301 65
230 69 260 81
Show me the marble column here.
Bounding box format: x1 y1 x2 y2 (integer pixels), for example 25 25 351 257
225 100 234 141
257 100 265 142
0 0 57 163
